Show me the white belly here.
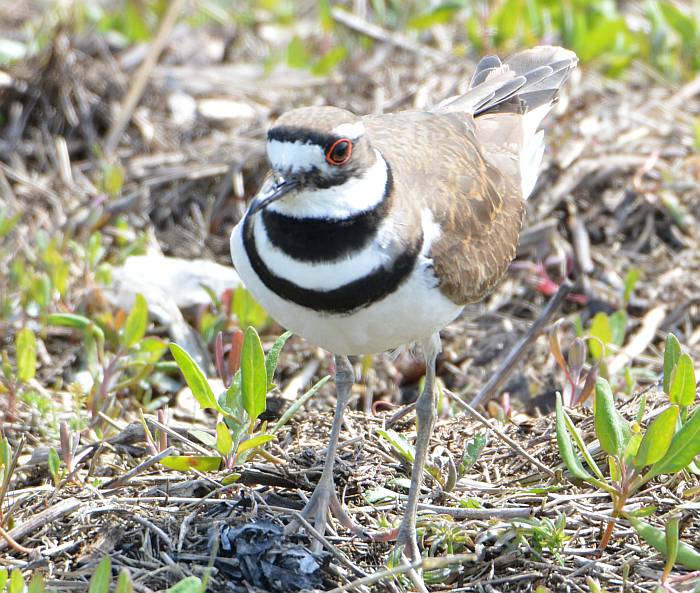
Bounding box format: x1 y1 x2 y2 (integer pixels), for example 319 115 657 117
230 221 463 355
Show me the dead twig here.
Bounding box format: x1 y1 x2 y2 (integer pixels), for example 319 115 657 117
331 7 450 63
469 280 573 407
447 391 556 478
104 0 187 155
0 497 81 552
100 446 176 490
325 553 475 593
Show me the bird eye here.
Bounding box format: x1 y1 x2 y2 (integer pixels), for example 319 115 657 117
325 138 353 166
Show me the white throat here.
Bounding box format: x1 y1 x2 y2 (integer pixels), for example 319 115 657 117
267 149 388 220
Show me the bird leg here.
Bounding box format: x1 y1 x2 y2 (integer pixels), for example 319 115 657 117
394 333 440 562
285 355 366 550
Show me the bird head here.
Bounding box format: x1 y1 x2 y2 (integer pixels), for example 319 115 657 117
248 106 376 216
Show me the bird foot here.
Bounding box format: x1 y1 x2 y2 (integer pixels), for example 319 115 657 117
394 525 421 563
285 482 368 552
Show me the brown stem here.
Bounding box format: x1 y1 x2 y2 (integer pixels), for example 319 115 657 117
599 516 616 551
0 524 34 554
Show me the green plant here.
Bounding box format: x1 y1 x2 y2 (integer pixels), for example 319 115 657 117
628 514 700 573
48 293 167 424
556 334 700 550
510 514 570 565
378 428 446 488
0 556 207 593
0 326 38 421
163 328 328 479
0 436 17 524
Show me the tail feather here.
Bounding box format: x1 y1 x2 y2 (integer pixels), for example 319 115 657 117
437 45 578 199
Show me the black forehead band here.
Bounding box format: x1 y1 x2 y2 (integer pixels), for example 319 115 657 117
267 126 356 148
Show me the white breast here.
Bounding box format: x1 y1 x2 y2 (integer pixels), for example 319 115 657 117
230 208 463 355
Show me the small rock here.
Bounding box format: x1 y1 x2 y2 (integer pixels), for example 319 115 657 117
197 98 257 123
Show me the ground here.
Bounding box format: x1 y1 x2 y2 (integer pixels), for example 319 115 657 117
2 3 700 592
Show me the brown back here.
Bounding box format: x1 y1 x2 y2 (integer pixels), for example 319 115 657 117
364 111 524 305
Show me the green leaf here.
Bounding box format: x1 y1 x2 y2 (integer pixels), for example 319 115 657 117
594 378 631 457
89 556 111 593
16 327 36 383
265 331 292 388
87 232 105 268
216 422 233 457
286 36 312 69
364 486 401 504
623 267 642 304
634 405 679 468
169 344 219 411
28 574 47 593
161 456 222 472
123 0 151 42
219 371 242 418
271 375 330 433
166 576 202 593
189 429 217 448
575 17 629 62
555 394 593 481
562 407 604 479
0 569 8 592
311 46 348 76
459 431 488 476
0 436 10 484
317 0 333 30
665 514 681 577
377 429 415 464
134 337 168 364
48 447 61 485
121 293 148 349
629 516 700 569
609 310 627 347
240 327 267 425
589 313 612 360
0 209 21 239
233 287 267 329
669 353 696 406
650 405 700 477
623 432 642 465
409 3 461 29
659 1 696 42
115 569 134 593
664 334 682 394
8 569 24 593
221 472 241 485
237 433 275 455
47 313 92 329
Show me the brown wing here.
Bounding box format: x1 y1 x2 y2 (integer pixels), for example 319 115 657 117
364 111 524 305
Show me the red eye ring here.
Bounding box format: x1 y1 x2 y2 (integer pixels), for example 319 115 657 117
325 138 353 166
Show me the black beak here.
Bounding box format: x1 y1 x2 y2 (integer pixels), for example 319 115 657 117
247 177 299 216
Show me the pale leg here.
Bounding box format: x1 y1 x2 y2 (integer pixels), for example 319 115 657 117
395 333 440 561
286 355 362 550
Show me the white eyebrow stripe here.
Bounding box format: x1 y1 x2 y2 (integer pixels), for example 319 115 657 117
332 121 365 140
266 139 331 174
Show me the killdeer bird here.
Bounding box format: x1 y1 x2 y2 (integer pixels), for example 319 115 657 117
231 46 577 561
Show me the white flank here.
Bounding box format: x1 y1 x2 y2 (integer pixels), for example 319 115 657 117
268 150 388 219
332 121 365 139
230 202 463 355
519 103 551 199
253 215 399 291
266 139 329 175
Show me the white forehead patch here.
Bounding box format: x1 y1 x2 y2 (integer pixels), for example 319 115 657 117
266 139 330 174
332 121 365 140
